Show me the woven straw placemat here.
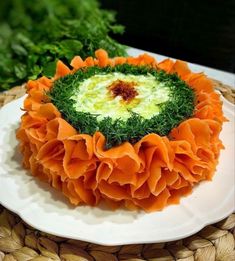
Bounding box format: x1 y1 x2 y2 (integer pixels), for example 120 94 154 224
0 80 234 261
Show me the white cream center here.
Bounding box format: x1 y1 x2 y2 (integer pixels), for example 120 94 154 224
71 72 170 121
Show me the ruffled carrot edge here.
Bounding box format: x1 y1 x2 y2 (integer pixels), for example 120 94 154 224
16 49 225 212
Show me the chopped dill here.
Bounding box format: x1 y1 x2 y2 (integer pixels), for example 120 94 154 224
48 64 195 148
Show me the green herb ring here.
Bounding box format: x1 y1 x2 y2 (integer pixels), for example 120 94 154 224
49 64 195 148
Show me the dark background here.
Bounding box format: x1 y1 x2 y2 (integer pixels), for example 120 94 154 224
100 0 235 73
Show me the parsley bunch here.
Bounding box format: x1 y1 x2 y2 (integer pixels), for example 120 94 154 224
0 0 126 91
49 64 195 148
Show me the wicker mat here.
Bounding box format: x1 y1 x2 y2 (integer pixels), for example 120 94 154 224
0 80 234 261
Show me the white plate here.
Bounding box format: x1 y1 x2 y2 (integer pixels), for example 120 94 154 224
0 85 234 246
0 95 234 245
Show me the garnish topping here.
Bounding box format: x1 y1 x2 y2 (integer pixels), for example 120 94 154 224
108 80 138 103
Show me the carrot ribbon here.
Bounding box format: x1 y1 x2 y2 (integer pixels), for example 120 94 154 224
16 49 225 212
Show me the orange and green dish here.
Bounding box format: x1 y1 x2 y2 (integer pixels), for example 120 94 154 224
16 49 226 212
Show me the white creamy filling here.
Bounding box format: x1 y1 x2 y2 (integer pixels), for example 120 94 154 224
71 72 170 121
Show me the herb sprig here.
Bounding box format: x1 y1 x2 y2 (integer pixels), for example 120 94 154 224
49 64 195 148
0 0 126 91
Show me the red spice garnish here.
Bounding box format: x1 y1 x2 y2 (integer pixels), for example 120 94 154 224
108 80 138 103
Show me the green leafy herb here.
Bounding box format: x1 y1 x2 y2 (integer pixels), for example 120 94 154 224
0 0 126 91
49 64 195 148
